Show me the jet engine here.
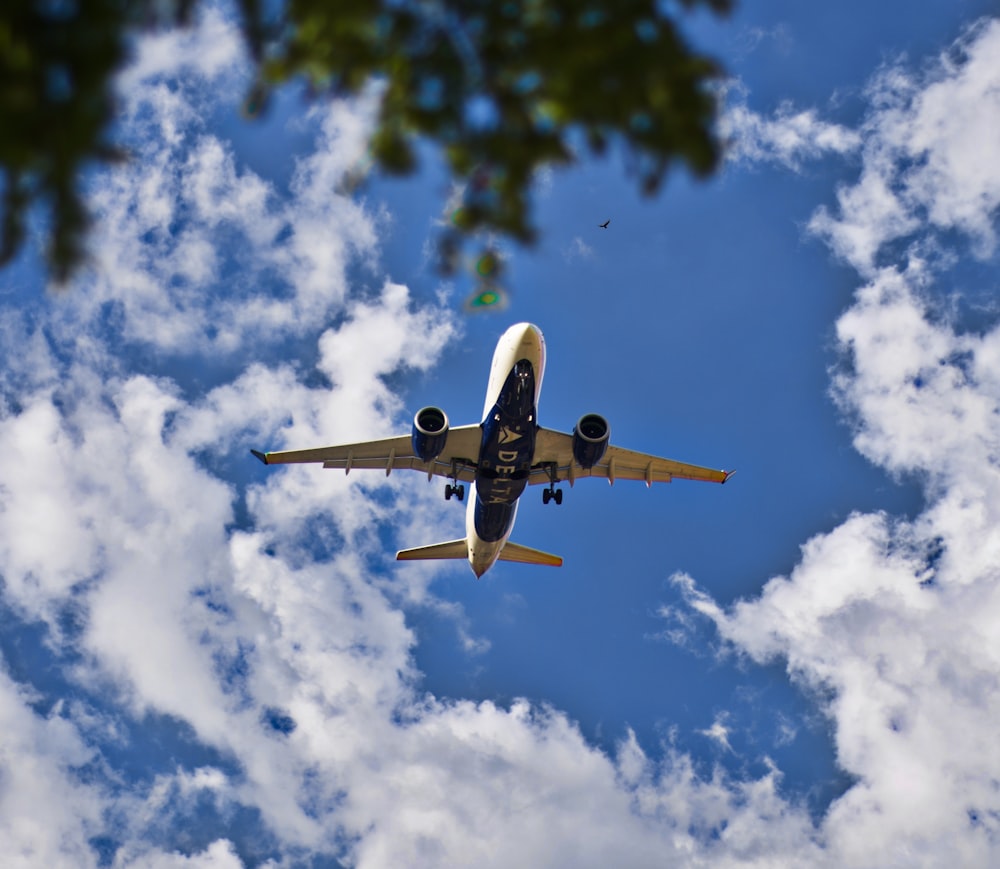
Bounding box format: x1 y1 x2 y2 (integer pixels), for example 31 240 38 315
411 406 450 461
572 413 610 468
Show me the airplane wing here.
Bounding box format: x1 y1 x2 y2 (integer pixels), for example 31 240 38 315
529 427 732 487
252 424 482 482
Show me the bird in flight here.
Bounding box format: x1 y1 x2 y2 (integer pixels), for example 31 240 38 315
598 219 610 228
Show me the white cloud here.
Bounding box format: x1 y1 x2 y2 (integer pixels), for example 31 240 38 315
667 16 1000 867
0 282 470 856
729 24 793 62
725 18 1000 274
116 839 244 868
0 303 823 864
0 669 104 868
1 17 823 856
116 5 244 95
562 236 595 262
809 18 1000 273
698 715 734 753
7 6 1000 868
63 11 383 356
721 84 861 170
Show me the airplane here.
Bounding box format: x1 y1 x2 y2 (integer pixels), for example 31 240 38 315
251 323 732 578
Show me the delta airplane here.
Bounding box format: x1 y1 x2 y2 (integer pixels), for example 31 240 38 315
252 323 732 577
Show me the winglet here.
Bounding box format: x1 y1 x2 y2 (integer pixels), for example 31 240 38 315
250 449 269 465
722 469 735 484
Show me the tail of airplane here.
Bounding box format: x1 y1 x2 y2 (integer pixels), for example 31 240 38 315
396 538 562 567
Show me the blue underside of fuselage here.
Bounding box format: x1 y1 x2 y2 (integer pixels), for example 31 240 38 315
474 359 537 542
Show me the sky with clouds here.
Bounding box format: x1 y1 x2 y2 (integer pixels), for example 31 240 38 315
2 1 1000 866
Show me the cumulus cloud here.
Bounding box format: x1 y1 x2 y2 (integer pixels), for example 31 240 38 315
668 16 1000 867
5 5 1000 867
724 17 1000 276
0 667 104 867
0 284 467 859
809 18 1000 273
2 6 824 863
63 6 382 355
720 83 861 170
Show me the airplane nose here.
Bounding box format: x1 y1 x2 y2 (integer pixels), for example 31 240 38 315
509 322 542 351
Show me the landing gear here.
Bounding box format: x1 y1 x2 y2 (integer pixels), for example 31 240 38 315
540 461 563 505
445 459 465 502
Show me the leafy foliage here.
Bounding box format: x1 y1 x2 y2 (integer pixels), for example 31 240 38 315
0 0 731 282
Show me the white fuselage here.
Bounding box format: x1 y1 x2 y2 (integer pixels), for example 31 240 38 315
465 323 546 576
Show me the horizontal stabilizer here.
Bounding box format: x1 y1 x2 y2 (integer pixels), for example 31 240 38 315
498 541 563 567
396 539 468 562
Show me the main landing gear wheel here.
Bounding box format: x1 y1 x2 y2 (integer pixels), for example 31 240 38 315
541 462 562 505
445 483 465 501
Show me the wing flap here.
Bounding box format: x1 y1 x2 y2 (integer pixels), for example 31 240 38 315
320 455 477 483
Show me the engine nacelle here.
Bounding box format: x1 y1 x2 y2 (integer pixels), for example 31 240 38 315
411 406 450 462
572 413 610 468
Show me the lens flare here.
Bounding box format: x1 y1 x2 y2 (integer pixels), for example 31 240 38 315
241 82 270 119
450 206 473 229
464 286 509 312
472 289 499 306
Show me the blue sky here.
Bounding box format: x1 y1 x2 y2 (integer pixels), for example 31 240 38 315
2 1 1000 865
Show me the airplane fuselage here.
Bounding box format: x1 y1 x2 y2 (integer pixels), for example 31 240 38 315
465 324 546 576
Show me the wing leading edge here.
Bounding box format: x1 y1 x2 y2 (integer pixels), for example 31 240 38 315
251 424 482 482
251 424 731 486
530 427 732 487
